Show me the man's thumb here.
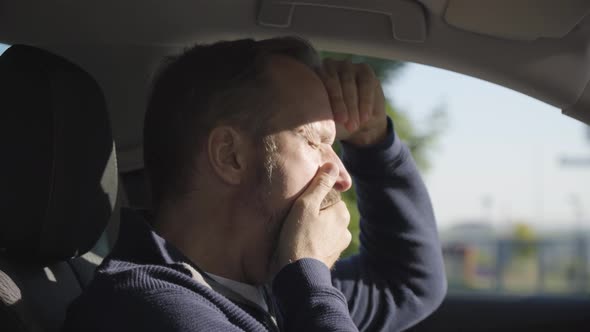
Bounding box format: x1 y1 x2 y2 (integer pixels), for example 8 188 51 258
303 163 338 207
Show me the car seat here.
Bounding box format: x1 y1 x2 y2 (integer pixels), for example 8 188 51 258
0 45 118 332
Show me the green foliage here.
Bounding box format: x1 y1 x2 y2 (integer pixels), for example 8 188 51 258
321 51 447 257
512 222 537 258
387 103 447 173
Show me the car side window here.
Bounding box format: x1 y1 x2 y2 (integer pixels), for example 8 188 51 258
328 51 590 296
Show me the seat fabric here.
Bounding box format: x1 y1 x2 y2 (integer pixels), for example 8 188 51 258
0 45 118 332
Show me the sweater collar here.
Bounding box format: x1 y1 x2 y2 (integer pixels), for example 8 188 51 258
111 207 193 267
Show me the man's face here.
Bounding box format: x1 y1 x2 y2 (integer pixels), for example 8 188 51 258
247 55 352 281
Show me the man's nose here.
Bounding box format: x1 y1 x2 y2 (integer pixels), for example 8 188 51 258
333 157 352 192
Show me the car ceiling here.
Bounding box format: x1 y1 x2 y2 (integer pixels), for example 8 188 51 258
1 0 590 172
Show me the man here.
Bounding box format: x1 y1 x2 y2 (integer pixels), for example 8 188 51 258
63 36 446 331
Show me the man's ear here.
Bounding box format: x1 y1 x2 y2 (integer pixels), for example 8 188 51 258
207 126 249 185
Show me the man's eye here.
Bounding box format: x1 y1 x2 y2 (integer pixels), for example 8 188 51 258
307 140 319 149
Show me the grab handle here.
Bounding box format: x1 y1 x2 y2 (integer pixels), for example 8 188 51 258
257 0 427 42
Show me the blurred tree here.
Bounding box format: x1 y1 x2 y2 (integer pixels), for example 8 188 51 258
321 52 447 257
512 222 537 258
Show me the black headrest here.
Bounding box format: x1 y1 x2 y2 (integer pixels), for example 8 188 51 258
0 45 118 263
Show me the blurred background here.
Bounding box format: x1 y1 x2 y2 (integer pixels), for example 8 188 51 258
325 51 590 296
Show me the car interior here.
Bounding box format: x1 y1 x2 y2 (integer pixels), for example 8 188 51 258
0 0 589 331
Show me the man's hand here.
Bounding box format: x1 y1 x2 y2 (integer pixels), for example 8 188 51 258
320 59 388 146
274 163 351 271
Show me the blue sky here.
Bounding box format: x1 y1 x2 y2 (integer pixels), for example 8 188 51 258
387 63 590 232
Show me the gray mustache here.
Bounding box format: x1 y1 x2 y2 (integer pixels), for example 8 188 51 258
320 190 342 210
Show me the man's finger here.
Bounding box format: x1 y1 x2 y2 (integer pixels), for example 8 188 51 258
373 80 386 117
321 60 348 123
299 163 338 211
339 60 359 131
357 63 376 124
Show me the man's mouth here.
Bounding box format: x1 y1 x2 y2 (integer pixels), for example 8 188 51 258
320 190 342 210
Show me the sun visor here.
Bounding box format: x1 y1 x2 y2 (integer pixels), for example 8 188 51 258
444 0 590 41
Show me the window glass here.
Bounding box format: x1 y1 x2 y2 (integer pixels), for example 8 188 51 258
325 52 590 295
0 43 10 55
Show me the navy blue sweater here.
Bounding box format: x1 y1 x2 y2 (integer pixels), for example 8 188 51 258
63 118 446 331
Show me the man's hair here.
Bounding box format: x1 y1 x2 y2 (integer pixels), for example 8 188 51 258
143 36 321 209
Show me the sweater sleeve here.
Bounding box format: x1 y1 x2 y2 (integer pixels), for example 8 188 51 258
272 258 359 332
63 287 259 332
331 117 447 331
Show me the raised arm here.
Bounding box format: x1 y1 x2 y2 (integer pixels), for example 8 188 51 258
320 59 446 331
336 118 446 331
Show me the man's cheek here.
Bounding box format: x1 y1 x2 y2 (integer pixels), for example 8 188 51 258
283 148 322 193
288 165 323 203
267 205 291 273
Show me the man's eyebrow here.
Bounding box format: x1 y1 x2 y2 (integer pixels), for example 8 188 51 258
297 125 316 140
314 125 335 144
298 123 334 144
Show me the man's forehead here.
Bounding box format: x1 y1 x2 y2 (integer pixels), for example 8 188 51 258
266 55 334 133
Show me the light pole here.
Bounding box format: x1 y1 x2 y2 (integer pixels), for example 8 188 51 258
557 125 590 293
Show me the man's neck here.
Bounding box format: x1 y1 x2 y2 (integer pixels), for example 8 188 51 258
154 198 250 282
